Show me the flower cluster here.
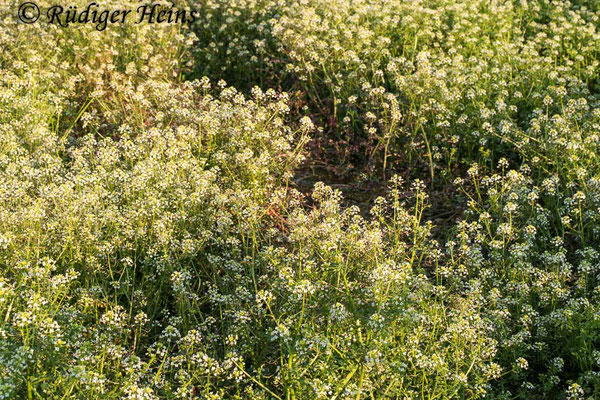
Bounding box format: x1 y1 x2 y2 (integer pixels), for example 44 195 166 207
191 0 600 179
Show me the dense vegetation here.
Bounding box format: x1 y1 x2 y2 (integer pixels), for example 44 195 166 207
1 0 599 398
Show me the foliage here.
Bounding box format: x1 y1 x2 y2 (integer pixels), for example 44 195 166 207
1 0 600 399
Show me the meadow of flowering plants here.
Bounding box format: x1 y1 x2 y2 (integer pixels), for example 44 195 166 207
1 0 599 398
